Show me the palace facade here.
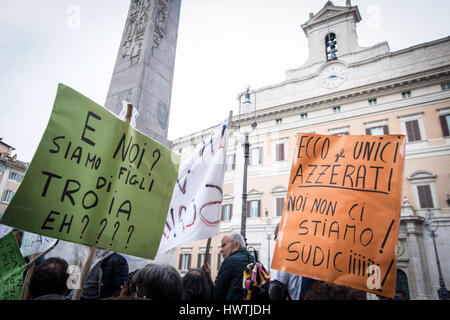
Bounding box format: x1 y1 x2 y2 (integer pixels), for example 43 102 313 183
171 1 450 299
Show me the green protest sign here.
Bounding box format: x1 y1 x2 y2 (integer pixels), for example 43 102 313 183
0 84 179 259
0 232 26 300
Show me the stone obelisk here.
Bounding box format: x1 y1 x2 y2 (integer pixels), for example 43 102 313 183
104 0 181 148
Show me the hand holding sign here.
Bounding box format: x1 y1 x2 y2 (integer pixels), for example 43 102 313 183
271 134 405 298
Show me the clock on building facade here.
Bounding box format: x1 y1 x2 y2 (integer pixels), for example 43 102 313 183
320 62 347 89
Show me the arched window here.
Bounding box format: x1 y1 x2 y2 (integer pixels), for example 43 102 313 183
396 269 410 299
325 33 338 61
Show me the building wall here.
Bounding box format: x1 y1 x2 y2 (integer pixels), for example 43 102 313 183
171 2 450 299
0 142 28 215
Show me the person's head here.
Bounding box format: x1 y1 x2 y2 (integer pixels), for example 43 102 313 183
125 269 139 295
303 281 367 300
220 233 245 259
133 263 182 300
274 223 280 240
13 229 23 246
181 268 211 300
29 257 69 299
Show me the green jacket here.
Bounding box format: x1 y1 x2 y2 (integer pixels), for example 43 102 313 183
213 248 255 300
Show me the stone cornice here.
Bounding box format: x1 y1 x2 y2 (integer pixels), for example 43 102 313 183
236 66 450 127
301 4 361 32
257 37 450 98
173 72 450 148
0 158 28 172
173 65 450 148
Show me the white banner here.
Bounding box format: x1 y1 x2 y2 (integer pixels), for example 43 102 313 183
20 232 58 257
0 224 12 239
156 116 231 254
0 211 12 239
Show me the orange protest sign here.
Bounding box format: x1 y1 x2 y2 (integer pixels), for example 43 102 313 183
271 134 406 298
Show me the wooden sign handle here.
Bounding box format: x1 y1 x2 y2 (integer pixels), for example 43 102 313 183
71 246 97 300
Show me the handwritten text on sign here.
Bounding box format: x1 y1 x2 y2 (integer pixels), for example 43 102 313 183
0 84 179 259
271 134 405 298
0 232 25 300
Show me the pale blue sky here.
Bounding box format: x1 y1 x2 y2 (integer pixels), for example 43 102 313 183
0 0 449 162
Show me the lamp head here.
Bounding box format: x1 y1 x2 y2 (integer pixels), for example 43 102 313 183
237 84 257 135
241 89 254 114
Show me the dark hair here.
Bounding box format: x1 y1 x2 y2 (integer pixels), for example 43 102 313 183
181 269 212 300
29 257 69 299
303 281 367 300
101 296 148 300
133 263 182 300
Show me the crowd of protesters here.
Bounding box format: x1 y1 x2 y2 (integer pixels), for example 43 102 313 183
20 228 408 300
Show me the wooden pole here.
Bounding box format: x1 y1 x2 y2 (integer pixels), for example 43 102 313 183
71 246 97 300
72 104 134 300
204 238 211 267
20 254 37 300
125 103 133 124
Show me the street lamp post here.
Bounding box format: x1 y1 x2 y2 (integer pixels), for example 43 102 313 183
265 209 272 271
425 211 449 300
237 86 257 244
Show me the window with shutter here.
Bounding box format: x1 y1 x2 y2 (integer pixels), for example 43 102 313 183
187 254 191 269
276 143 285 161
259 147 263 164
276 198 285 216
180 253 191 270
417 185 434 208
1 189 15 203
248 200 260 217
366 126 385 136
258 200 261 217
250 147 262 165
405 120 422 142
440 114 450 137
226 154 235 171
8 171 23 183
197 253 210 268
402 91 411 99
368 98 377 105
222 204 232 221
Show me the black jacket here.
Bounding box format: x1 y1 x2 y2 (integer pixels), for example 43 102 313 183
213 249 255 300
82 253 129 299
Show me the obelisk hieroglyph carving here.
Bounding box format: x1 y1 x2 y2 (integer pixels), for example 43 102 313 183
104 0 181 148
